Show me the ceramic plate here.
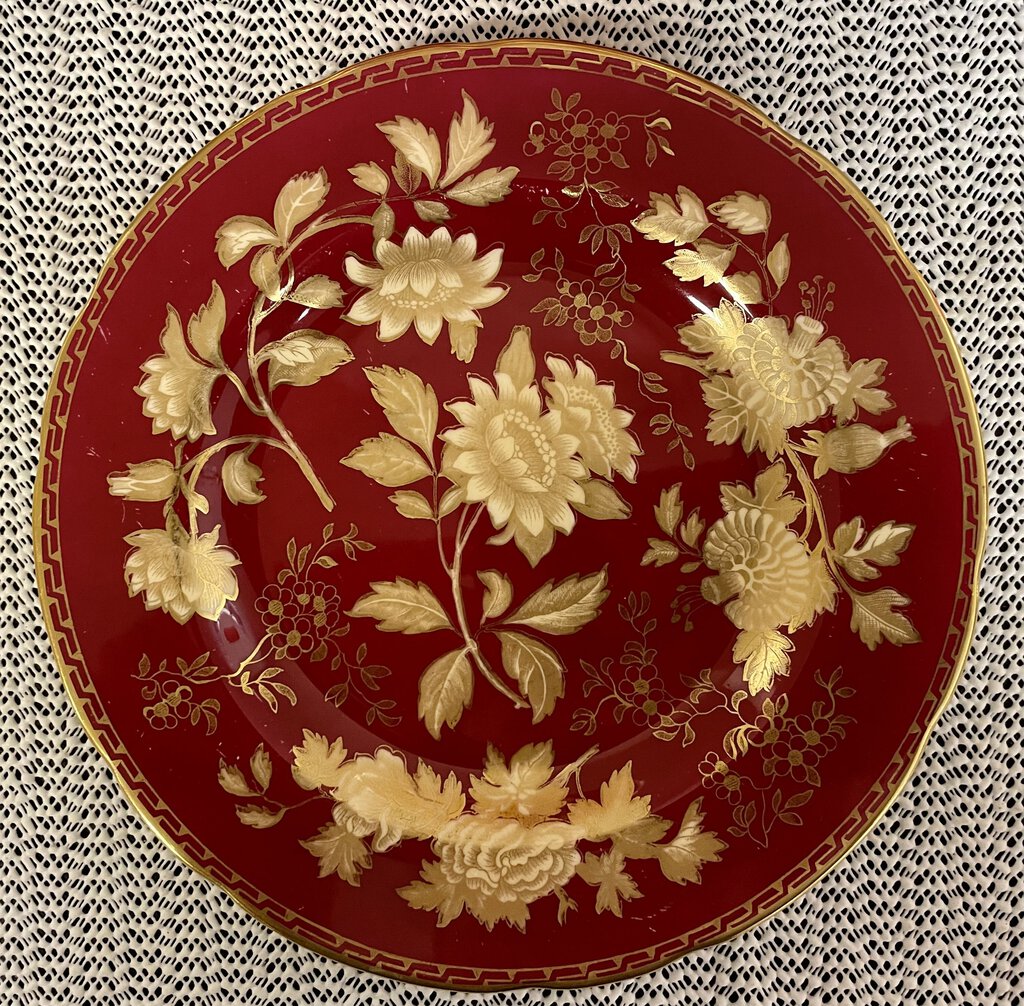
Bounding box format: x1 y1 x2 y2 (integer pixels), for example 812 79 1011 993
35 41 985 989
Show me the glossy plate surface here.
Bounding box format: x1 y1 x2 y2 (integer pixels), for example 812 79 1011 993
36 41 985 989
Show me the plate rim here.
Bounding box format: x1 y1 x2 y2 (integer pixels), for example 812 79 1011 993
33 37 988 990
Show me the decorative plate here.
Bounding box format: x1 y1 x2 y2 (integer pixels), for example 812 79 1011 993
35 41 985 989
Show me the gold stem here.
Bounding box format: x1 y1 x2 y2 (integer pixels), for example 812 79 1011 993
447 504 527 709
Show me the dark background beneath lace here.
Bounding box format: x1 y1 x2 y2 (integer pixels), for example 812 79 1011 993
3 2 1020 1003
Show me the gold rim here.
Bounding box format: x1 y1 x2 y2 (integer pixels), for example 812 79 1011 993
34 38 987 990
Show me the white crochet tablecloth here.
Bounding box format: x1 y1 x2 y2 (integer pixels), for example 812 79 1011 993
6 3 1021 1003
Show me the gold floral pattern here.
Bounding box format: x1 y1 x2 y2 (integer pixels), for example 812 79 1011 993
133 524 393 732
219 736 726 930
110 91 517 624
342 326 638 733
633 183 919 693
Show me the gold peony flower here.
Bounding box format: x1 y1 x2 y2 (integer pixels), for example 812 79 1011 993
704 314 850 457
701 506 832 632
123 517 240 624
544 357 641 482
404 816 581 931
344 226 506 362
441 328 587 566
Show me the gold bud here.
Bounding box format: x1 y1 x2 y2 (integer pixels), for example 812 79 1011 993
107 459 177 501
222 450 266 505
806 416 914 478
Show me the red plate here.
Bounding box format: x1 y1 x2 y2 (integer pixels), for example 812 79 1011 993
35 41 985 989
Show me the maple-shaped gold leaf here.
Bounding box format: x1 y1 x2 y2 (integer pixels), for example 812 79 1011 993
656 799 726 884
674 299 746 372
709 191 770 234
632 186 709 244
290 729 348 790
440 91 495 187
666 239 737 285
833 517 915 581
849 587 920 650
469 741 572 822
576 850 642 917
720 462 804 527
300 824 372 884
732 628 794 694
568 762 652 841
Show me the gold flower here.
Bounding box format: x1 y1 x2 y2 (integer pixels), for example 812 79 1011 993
701 507 833 632
136 305 219 442
544 357 641 482
441 328 586 566
704 314 850 457
344 226 505 362
123 517 240 624
403 816 581 931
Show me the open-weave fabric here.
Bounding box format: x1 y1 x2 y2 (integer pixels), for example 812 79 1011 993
5 3 1021 1003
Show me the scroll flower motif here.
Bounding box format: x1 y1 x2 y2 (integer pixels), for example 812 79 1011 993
136 305 219 442
700 507 834 633
704 315 851 457
123 518 240 624
344 226 505 362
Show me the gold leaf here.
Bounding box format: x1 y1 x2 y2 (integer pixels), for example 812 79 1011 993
347 577 451 634
641 538 680 568
187 282 226 366
389 490 434 520
221 450 265 505
250 743 272 790
364 366 438 455
666 240 736 285
709 191 770 234
676 299 746 371
288 274 345 308
568 762 651 841
834 357 893 422
341 433 432 487
273 168 329 242
632 187 708 244
438 484 464 517
300 824 372 884
333 748 464 850
440 91 495 188
495 325 536 390
720 462 803 526
445 166 519 206
214 214 280 267
478 570 513 620
348 161 389 196
767 233 791 289
249 247 282 300
849 587 921 650
654 483 683 536
413 199 451 223
469 741 574 822
291 729 348 790
378 116 442 187
733 628 793 694
371 202 396 242
680 511 705 549
721 270 764 305
417 647 473 739
217 760 256 797
702 374 786 458
574 478 631 520
506 569 609 635
657 798 727 884
265 331 354 389
576 851 642 918
834 518 915 581
496 631 565 723
235 804 285 829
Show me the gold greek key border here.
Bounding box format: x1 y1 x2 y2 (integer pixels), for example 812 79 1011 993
33 40 987 990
